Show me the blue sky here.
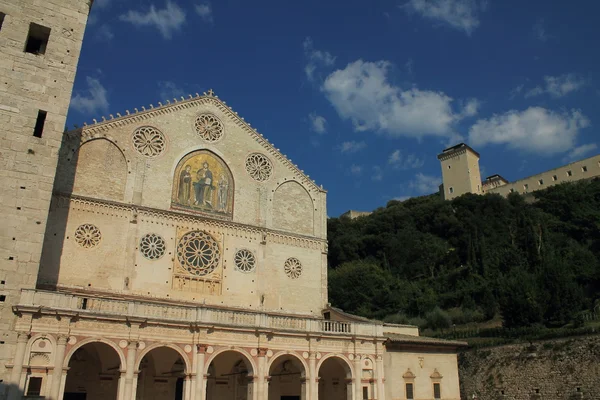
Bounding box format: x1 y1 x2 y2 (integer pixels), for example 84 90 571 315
67 0 599 217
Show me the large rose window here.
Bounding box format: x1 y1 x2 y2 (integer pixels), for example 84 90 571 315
177 231 220 276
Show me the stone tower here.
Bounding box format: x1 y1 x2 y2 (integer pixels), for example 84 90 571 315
0 0 92 395
437 143 482 200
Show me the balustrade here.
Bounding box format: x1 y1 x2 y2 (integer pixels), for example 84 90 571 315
18 289 386 338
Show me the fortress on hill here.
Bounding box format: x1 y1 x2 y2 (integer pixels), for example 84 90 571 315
438 143 600 201
0 1 465 400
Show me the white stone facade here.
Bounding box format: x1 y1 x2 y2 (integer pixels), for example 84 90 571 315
0 1 464 399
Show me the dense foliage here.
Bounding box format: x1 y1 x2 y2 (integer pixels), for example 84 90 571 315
327 179 600 329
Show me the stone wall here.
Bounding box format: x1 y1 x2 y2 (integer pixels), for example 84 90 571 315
0 0 90 389
458 335 600 400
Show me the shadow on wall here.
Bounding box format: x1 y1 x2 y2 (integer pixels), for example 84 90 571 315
37 128 82 290
0 383 24 400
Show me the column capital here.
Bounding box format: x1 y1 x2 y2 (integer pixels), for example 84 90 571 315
345 378 354 384
127 341 138 350
257 347 268 357
57 335 69 345
197 344 208 354
17 332 30 343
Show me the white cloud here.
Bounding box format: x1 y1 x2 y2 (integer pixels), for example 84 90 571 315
158 81 186 101
70 77 109 115
405 58 414 75
120 1 186 39
303 37 336 81
525 74 587 98
339 141 367 154
350 164 363 176
95 24 114 41
94 0 111 8
322 59 476 139
469 107 590 155
393 195 412 201
410 173 442 194
195 2 213 23
533 19 548 42
459 98 480 117
509 84 524 99
372 166 383 181
388 150 425 169
403 0 487 35
563 143 598 162
308 112 327 134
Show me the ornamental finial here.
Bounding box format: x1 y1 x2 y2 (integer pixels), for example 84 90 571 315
207 88 215 96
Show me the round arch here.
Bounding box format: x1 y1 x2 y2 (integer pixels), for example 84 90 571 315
316 354 354 378
204 347 257 376
135 343 191 373
25 333 57 357
272 179 314 201
63 338 126 369
169 146 232 177
171 148 235 218
267 351 309 376
77 135 132 171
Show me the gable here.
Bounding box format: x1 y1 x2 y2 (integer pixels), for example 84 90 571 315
70 93 323 194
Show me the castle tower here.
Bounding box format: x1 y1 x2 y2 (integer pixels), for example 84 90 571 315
437 143 482 200
0 0 92 394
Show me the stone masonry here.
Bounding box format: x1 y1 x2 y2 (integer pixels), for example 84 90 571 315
0 0 91 389
459 335 600 400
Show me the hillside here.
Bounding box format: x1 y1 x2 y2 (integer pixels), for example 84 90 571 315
327 178 600 332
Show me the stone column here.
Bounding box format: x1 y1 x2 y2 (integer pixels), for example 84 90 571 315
346 378 354 400
308 352 317 400
375 354 385 400
256 348 267 400
300 376 308 400
117 371 127 400
195 344 208 400
184 374 192 400
123 341 138 400
7 332 29 400
50 335 68 400
353 354 362 400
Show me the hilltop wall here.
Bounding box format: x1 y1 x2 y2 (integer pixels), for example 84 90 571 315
458 335 600 400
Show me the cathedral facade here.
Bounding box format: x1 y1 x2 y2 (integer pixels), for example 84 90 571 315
0 1 464 400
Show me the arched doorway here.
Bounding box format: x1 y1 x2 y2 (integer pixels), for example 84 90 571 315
63 342 122 400
318 356 352 400
135 346 189 400
268 354 307 400
206 350 254 400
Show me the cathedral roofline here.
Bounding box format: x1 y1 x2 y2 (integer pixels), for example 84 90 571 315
66 90 326 194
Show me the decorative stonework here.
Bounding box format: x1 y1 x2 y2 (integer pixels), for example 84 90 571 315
132 126 166 157
284 257 302 279
245 153 273 182
195 114 223 142
234 249 256 273
139 233 166 260
177 230 221 276
74 224 101 248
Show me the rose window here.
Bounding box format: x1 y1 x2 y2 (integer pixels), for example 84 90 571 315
140 233 166 260
132 126 166 157
195 114 224 142
74 224 101 248
245 153 273 182
177 231 220 276
234 249 256 273
284 257 302 279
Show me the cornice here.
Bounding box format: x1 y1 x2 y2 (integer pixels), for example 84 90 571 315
56 193 325 250
65 91 325 194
